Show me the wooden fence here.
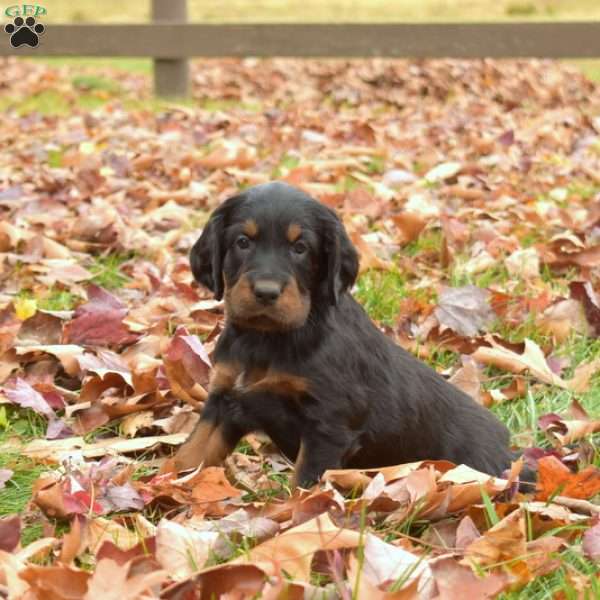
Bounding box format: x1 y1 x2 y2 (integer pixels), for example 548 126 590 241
1 0 599 97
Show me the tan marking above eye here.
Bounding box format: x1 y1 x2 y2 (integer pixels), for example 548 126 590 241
287 223 302 243
242 219 258 238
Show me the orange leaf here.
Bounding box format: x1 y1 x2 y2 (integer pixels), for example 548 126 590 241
536 456 600 501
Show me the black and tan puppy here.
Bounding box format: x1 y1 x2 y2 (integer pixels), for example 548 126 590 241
174 182 515 487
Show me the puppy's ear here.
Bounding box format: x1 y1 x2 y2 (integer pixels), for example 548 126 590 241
321 209 359 305
190 194 244 300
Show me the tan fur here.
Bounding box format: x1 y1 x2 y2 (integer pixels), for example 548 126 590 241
242 219 258 238
173 419 235 471
225 275 310 331
246 373 308 397
291 440 306 488
286 223 302 243
209 362 241 393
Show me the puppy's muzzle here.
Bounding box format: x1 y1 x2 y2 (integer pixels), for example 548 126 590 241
252 279 283 305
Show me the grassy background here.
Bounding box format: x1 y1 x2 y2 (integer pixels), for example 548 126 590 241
19 1 600 82
35 0 600 23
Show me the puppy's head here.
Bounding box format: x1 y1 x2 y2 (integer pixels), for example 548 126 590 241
190 182 359 331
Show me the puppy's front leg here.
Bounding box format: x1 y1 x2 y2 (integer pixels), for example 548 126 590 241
173 393 243 472
292 435 348 488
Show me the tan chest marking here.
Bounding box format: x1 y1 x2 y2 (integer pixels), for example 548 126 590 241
209 362 308 398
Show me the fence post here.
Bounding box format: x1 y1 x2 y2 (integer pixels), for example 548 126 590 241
152 0 189 98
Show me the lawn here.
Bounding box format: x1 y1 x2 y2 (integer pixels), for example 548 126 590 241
37 0 600 23
0 41 599 600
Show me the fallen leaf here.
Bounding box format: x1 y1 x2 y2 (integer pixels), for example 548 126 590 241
0 468 13 490
539 401 600 446
429 555 510 599
570 280 600 336
0 515 20 552
191 466 243 503
424 161 462 183
63 285 140 346
390 212 427 245
21 433 187 460
536 456 600 501
582 521 600 562
435 286 494 337
448 355 482 402
3 377 55 418
536 299 590 342
244 513 361 580
471 337 569 388
362 533 430 589
155 519 219 581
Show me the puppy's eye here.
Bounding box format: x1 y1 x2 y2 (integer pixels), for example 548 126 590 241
236 235 251 250
292 240 308 255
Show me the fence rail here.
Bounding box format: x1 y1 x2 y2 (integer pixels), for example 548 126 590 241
2 18 599 96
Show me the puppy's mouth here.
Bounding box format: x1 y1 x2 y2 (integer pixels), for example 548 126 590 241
225 276 310 332
227 303 308 332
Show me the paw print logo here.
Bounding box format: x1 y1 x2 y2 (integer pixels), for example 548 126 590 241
4 16 45 48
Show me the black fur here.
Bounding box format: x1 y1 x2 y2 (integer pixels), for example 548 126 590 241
180 182 518 487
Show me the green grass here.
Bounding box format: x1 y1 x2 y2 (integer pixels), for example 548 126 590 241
450 262 511 289
0 454 46 516
38 288 79 311
404 229 442 258
0 89 115 116
29 57 152 74
89 253 132 290
38 0 600 24
355 270 407 325
71 74 122 93
0 406 49 539
498 547 599 600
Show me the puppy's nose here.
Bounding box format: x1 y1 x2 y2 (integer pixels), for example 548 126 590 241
252 280 282 304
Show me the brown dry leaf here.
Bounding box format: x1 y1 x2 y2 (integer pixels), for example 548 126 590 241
161 563 268 600
448 355 482 403
536 298 590 342
191 467 243 503
155 519 218 581
539 400 600 446
346 554 425 599
21 433 186 460
87 516 155 554
83 558 166 600
19 564 91 600
582 521 600 562
435 286 494 338
429 556 511 599
569 280 600 337
0 515 20 553
463 509 527 568
481 377 527 406
564 358 600 394
13 343 84 376
242 513 361 580
390 212 427 245
361 533 431 591
349 230 395 273
120 410 155 438
471 337 569 388
0 305 20 354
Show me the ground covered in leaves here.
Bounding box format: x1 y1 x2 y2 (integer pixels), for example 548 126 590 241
0 56 599 599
